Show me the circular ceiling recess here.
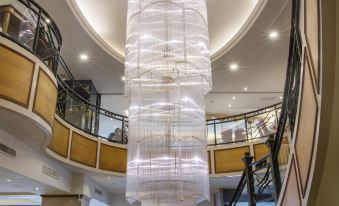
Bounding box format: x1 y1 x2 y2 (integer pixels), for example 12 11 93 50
68 0 266 62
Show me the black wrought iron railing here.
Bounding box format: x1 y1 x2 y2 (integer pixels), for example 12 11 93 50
206 103 281 146
229 0 302 205
0 0 284 146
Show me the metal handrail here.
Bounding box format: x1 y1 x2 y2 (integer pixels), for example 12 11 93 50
229 0 302 204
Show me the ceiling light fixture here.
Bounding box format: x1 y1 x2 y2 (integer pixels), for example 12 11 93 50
228 104 232 108
35 187 39 191
79 54 88 61
45 18 51 24
125 1 211 205
232 96 236 100
280 96 283 99
269 31 279 39
244 87 248 91
6 179 12 182
230 64 238 71
121 76 126 81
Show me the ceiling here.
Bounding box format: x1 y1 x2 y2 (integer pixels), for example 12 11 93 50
0 167 63 196
35 0 292 115
69 0 263 59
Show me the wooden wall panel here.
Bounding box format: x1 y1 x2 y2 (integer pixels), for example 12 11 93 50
305 0 320 86
70 132 98 168
0 44 34 107
48 119 70 158
295 56 317 196
99 144 127 173
281 158 302 206
254 143 268 161
214 146 249 173
33 69 57 126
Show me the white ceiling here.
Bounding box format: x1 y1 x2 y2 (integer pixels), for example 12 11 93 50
0 167 63 196
70 0 263 58
35 0 292 115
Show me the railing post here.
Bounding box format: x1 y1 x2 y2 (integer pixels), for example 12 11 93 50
265 135 282 202
32 9 42 53
242 152 256 206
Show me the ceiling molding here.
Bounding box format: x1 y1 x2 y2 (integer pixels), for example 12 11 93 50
66 0 267 63
210 0 268 62
66 0 125 63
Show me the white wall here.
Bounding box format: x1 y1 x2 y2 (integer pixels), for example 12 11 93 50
100 95 128 115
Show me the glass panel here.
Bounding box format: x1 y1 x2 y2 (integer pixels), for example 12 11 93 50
246 109 278 140
8 1 38 50
207 123 215 145
98 114 123 142
217 119 246 144
64 95 92 132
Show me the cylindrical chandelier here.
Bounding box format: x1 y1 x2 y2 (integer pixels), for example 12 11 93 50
125 0 212 205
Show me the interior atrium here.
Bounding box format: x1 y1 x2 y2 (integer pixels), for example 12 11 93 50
0 0 338 205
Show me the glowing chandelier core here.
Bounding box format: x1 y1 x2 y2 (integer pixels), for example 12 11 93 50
125 0 212 205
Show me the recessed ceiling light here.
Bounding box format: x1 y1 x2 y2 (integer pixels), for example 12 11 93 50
280 96 283 99
121 76 126 81
232 96 236 100
244 87 248 91
35 187 39 191
107 176 111 180
230 64 238 71
6 179 12 182
269 31 279 39
228 104 232 108
79 54 88 61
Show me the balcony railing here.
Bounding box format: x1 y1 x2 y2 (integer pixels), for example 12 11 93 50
0 0 283 147
229 0 302 204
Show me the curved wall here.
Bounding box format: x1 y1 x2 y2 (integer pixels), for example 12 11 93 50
0 36 57 150
48 114 290 177
275 0 338 205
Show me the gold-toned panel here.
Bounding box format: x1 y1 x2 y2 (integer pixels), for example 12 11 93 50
305 0 319 85
0 44 34 107
295 57 317 196
214 146 249 173
281 158 301 206
48 119 70 158
33 69 57 127
99 144 127 173
254 143 268 161
70 132 98 168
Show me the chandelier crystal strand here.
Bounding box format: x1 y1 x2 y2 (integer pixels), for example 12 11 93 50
125 0 212 205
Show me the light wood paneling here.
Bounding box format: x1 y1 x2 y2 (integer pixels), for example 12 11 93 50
214 146 249 173
305 0 320 87
295 56 318 196
99 144 127 173
0 44 34 107
70 132 98 168
48 119 70 158
33 69 57 126
254 143 268 161
281 158 301 206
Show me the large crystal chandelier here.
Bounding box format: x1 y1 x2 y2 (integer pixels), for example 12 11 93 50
125 0 212 205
